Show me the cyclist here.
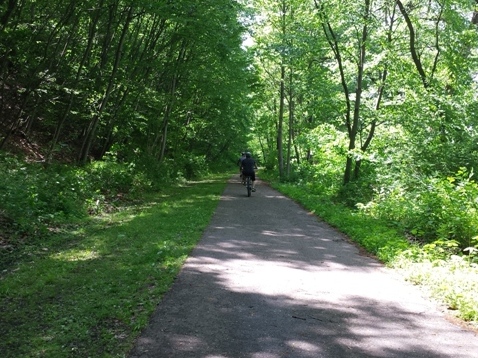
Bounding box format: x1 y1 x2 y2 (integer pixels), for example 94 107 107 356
241 152 257 192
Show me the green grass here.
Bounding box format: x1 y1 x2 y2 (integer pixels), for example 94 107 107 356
0 175 229 357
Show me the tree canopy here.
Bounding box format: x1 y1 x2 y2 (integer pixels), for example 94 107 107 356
245 0 478 249
2 0 478 247
0 0 255 173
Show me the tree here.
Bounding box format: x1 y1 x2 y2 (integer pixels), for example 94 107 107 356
314 0 399 184
0 0 254 177
251 0 329 178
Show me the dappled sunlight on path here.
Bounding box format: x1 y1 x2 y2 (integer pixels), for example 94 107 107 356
129 176 478 358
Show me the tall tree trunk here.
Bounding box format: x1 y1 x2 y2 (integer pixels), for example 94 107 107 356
348 0 369 182
316 0 370 184
353 1 396 180
47 0 99 163
286 69 294 177
396 0 429 89
317 13 352 184
277 0 287 179
278 64 285 178
78 5 133 164
156 40 187 163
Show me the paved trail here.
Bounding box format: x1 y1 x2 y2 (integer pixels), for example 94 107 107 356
129 176 478 358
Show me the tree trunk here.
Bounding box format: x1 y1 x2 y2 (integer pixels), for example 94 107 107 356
78 5 133 164
278 64 285 178
396 0 429 88
473 0 478 25
47 0 101 163
286 69 294 177
0 0 17 31
156 40 187 163
345 0 369 184
99 87 129 159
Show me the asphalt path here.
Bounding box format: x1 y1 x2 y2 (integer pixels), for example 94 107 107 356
129 175 478 358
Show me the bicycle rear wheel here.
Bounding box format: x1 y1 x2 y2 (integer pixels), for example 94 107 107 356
246 177 251 197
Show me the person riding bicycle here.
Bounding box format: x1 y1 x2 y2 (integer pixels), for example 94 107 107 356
241 152 258 192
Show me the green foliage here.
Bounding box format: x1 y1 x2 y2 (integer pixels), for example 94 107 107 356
365 168 478 250
0 153 177 236
0 148 233 270
392 251 478 323
131 153 210 185
0 157 86 234
280 124 345 195
176 153 209 180
336 178 374 208
0 0 253 167
87 160 136 195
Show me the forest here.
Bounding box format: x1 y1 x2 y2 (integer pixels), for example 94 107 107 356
1 0 478 356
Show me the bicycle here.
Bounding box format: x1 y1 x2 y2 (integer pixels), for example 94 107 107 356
244 175 252 197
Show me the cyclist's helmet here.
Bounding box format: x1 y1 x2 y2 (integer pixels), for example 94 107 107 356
245 152 251 158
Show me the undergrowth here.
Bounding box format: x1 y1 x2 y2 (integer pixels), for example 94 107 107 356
0 153 229 357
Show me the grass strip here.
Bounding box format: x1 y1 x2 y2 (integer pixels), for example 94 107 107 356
0 175 229 357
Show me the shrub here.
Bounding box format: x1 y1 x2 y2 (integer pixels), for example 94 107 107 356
363 168 478 250
0 158 87 233
0 154 156 234
392 251 478 323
